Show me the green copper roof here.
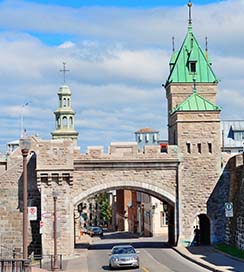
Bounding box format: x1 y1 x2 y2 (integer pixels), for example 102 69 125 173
171 89 221 113
166 25 218 85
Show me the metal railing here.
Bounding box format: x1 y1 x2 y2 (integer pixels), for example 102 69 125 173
33 255 63 271
0 259 30 272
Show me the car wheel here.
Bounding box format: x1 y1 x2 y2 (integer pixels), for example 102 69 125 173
109 263 113 270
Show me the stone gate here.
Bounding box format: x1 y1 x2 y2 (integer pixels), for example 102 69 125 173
33 139 180 255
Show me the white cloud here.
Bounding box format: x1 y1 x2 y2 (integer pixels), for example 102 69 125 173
58 41 75 49
0 0 244 153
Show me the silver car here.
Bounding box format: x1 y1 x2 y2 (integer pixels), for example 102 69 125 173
109 245 139 269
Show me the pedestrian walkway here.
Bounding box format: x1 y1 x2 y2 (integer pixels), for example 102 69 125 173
173 245 244 272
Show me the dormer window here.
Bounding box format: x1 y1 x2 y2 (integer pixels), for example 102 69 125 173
189 61 197 73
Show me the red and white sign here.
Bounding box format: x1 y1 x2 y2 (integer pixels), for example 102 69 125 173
28 206 37 221
40 221 44 234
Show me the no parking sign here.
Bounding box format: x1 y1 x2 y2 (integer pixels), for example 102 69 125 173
28 206 37 221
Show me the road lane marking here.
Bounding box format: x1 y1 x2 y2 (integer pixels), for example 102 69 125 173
142 267 150 272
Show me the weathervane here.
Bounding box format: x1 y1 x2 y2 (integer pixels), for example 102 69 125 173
188 1 192 26
60 62 70 83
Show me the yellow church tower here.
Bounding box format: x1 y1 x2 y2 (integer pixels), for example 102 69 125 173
51 63 79 145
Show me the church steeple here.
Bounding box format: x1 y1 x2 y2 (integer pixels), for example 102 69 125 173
166 1 218 87
51 63 79 145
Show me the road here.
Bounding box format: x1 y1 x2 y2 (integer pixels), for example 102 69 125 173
86 231 211 272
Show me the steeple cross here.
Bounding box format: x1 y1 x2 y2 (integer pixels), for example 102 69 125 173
60 62 70 83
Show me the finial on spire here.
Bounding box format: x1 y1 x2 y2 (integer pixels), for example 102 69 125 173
172 36 175 52
188 1 193 27
205 36 209 61
60 62 70 83
193 77 197 92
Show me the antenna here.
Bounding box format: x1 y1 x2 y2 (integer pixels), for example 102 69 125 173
60 62 70 83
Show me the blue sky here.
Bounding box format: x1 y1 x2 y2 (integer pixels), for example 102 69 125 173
0 0 244 154
22 0 222 8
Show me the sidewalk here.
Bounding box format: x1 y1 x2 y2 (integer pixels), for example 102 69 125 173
173 245 244 272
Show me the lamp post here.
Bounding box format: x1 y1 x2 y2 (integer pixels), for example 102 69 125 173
52 190 59 272
19 137 31 259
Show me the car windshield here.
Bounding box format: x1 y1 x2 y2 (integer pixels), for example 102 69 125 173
112 247 135 255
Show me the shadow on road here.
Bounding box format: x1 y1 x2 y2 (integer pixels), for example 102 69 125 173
75 231 169 251
88 241 170 250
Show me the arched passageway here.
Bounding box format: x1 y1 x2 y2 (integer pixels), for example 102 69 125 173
199 214 210 245
73 183 176 247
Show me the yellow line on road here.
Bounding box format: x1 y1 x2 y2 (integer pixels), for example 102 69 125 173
142 267 150 272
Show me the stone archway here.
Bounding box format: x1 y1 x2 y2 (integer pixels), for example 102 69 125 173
72 181 176 246
73 181 175 207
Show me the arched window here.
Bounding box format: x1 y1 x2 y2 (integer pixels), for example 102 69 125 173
63 116 68 128
69 117 73 128
56 117 60 128
63 98 67 107
67 98 70 107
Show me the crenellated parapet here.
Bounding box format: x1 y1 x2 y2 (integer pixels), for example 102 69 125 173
75 142 179 161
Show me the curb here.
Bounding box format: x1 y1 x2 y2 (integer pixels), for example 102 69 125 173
214 247 244 263
172 247 224 272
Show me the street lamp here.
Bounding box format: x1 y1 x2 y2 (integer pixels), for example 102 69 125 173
19 137 31 259
52 190 59 272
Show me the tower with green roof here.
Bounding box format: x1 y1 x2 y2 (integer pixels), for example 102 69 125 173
165 1 222 245
165 1 219 128
51 66 79 145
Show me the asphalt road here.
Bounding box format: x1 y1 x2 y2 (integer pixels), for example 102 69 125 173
86 231 211 272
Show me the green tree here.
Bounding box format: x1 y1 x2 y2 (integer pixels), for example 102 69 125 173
96 193 112 225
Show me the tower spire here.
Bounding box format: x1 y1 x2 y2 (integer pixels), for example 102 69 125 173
172 36 175 52
188 1 193 30
205 36 209 61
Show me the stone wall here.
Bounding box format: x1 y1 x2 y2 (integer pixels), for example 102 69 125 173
0 151 41 258
224 154 244 250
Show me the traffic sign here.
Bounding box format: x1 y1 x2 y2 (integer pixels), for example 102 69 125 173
28 206 37 221
225 202 233 217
